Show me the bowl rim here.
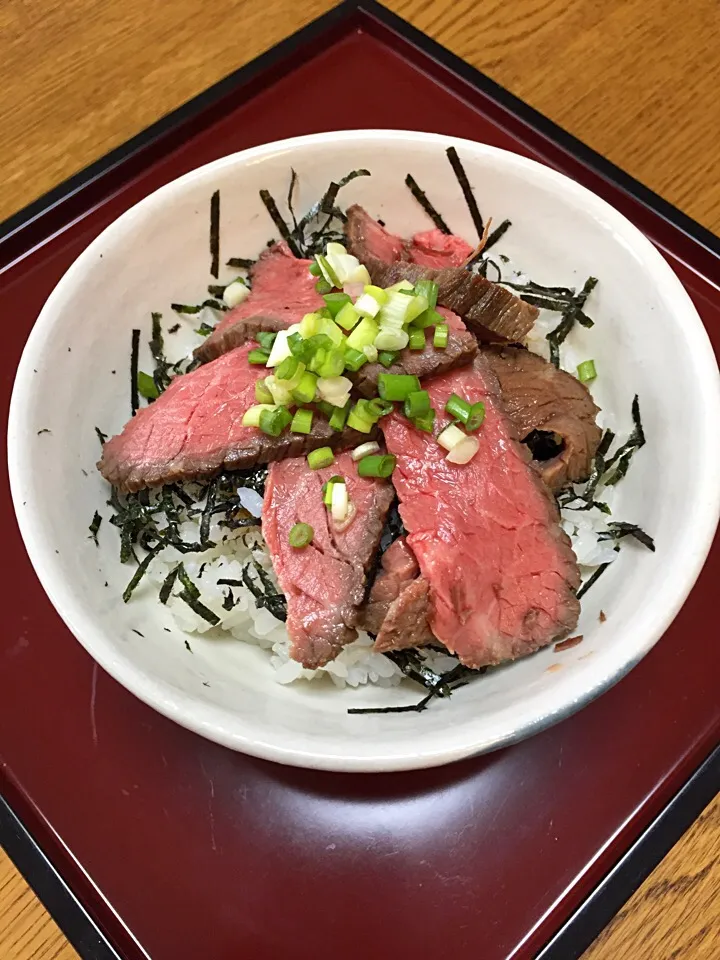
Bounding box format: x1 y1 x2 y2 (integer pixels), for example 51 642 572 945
8 129 720 771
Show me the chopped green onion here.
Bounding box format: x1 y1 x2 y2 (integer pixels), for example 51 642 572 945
329 400 351 431
343 347 368 372
378 350 398 368
433 324 449 349
316 400 335 418
289 522 314 548
408 327 426 351
363 345 378 362
242 404 276 428
447 435 480 464
413 408 436 433
577 359 597 382
317 375 352 407
313 347 345 378
351 441 381 461
378 373 421 401
446 393 472 422
323 477 343 506
375 329 409 351
248 348 270 365
318 317 344 346
466 402 486 432
308 262 322 276
367 398 394 419
334 302 360 331
259 406 292 437
307 447 335 470
355 293 382 318
364 284 389 305
315 280 332 295
323 292 352 318
357 454 396 478
299 313 321 338
347 404 375 434
346 316 379 351
255 379 274 404
266 330 292 367
137 371 159 400
291 371 318 404
404 390 430 419
446 394 485 431
315 254 340 287
414 280 439 309
438 423 466 452
291 409 314 434
331 481 350 522
256 331 277 352
275 355 300 382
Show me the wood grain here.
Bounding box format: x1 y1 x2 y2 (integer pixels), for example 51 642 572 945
0 0 718 958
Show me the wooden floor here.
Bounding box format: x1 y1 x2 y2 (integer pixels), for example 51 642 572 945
0 0 718 957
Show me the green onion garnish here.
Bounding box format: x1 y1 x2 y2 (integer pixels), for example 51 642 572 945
291 409 314 434
315 279 333 295
404 390 430 419
413 408 436 433
323 292 351 317
347 404 375 434
346 316 379 351
275 355 300 382
329 400 351 432
466 402 486 432
408 327 426 351
255 379 274 404
577 359 597 382
288 522 314 548
343 347 368 372
291 371 318 404
307 447 335 470
357 454 397 478
445 394 485 431
414 280 439 310
433 324 449 349
378 373 422 402
248 348 270 365
313 347 345 378
378 350 398 368
256 331 277 352
308 262 322 276
367 398 394 419
259 406 292 436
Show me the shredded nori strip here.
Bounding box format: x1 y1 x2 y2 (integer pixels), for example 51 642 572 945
287 168 300 233
546 277 598 367
199 479 218 546
576 562 612 601
598 522 655 552
178 590 221 626
148 312 172 396
207 284 226 298
603 395 645 474
349 660 484 714
484 219 512 251
259 188 304 258
37 428 51 435
445 145 484 239
130 328 140 415
159 566 179 604
95 427 108 446
195 322 214 337
168 322 181 334
294 170 371 253
404 174 450 233
171 299 226 314
88 511 102 545
184 639 193 653
241 562 287 621
222 588 236 611
226 257 255 269
210 189 220 278
122 541 164 602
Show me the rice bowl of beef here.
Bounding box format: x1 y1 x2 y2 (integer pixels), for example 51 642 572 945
8 130 720 772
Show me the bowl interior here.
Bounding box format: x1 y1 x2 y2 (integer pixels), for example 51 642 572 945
9 131 720 770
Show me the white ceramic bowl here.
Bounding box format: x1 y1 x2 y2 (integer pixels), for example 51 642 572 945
8 131 720 772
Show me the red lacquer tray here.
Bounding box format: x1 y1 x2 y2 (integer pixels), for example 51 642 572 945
1 4 718 959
